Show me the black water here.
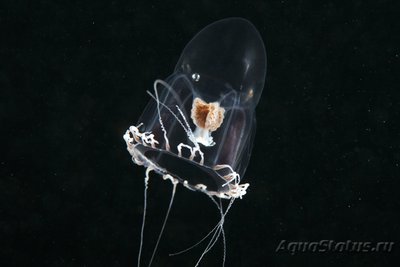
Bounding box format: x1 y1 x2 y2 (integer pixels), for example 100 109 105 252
2 1 399 266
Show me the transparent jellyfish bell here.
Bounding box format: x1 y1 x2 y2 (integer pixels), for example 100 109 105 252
125 18 266 199
176 17 266 107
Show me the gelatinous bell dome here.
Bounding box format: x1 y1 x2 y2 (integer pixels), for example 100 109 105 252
175 18 267 106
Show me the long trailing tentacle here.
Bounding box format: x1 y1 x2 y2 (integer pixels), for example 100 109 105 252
137 167 152 267
148 178 178 267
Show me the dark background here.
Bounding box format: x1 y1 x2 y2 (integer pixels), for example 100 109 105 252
1 0 399 266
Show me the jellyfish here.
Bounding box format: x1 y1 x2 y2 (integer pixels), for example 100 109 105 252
123 17 266 266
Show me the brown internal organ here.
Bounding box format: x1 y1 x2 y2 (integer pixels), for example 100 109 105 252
191 97 225 132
